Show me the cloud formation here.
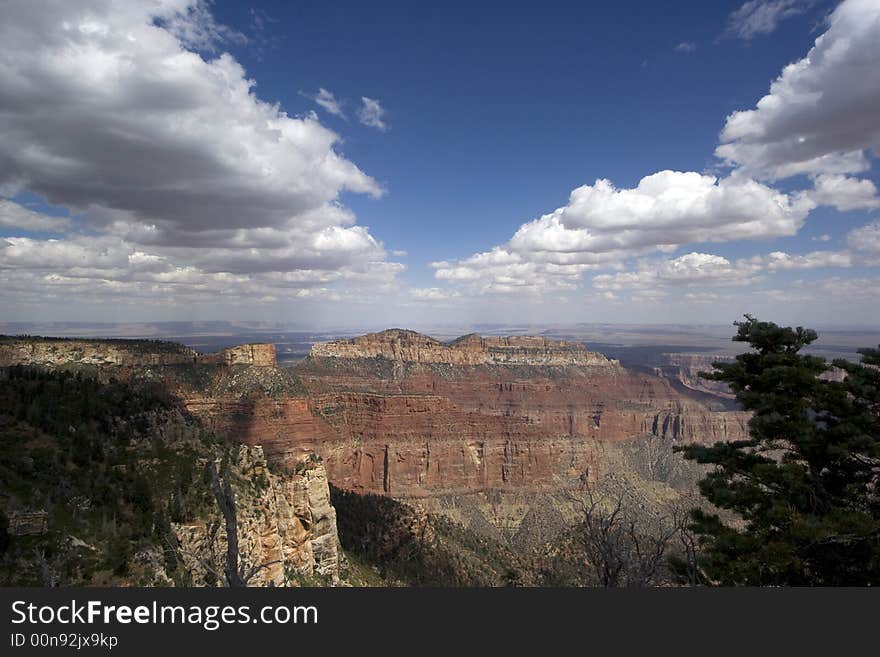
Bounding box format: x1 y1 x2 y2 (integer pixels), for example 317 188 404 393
591 248 854 293
723 0 814 41
0 0 401 308
806 174 880 211
431 0 879 307
717 0 880 180
358 97 388 131
0 200 69 232
433 171 815 294
305 87 346 119
848 220 880 254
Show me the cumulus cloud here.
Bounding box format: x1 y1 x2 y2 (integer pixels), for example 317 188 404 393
0 0 383 237
723 1 814 41
358 97 388 131
427 0 879 308
762 276 880 303
806 174 880 211
716 0 880 179
0 200 69 232
847 220 880 254
0 233 404 307
675 41 697 53
552 171 812 243
592 252 762 291
432 247 601 295
0 0 402 308
592 248 855 293
749 249 853 270
408 287 460 302
434 171 815 294
305 87 346 119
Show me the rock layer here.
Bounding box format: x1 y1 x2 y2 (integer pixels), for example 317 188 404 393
310 329 617 367
2 332 750 515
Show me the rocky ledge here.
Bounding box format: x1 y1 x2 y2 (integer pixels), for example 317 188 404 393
310 329 618 367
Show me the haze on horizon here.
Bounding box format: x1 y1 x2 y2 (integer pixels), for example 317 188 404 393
1 0 879 328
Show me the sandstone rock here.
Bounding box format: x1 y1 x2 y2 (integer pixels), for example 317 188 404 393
172 447 339 586
310 329 618 367
222 343 277 367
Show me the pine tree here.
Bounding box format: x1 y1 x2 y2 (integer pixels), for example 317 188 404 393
676 315 880 585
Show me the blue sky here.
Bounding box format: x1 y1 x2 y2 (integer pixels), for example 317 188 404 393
1 0 879 327
216 0 833 266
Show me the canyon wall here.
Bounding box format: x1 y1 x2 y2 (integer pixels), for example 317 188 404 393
2 332 750 533
310 329 618 367
156 331 748 503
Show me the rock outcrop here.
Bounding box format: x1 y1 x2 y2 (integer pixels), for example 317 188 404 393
310 329 618 367
172 447 339 586
222 343 277 367
0 337 197 367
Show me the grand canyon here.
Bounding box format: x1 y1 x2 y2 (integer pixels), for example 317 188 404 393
0 328 751 581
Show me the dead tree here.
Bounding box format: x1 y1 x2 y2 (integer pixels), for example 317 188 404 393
204 460 280 587
567 481 679 587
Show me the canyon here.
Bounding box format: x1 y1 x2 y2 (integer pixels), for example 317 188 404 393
1 331 750 547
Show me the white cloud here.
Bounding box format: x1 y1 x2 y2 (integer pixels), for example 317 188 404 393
684 291 720 303
749 249 853 270
409 287 460 301
675 42 697 53
848 221 880 254
592 248 854 293
772 276 880 301
432 247 600 296
358 96 388 131
0 199 70 232
157 0 247 52
716 0 880 179
0 0 383 237
812 233 831 242
553 171 813 243
807 174 880 211
593 252 762 291
305 87 346 119
724 0 814 41
432 170 815 295
0 0 403 308
0 233 404 307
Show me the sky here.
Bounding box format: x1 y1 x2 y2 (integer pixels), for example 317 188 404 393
1 0 879 328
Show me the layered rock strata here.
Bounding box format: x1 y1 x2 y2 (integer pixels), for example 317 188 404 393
310 329 617 367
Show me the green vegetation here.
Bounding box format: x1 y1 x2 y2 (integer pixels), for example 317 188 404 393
676 316 880 585
0 366 222 585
